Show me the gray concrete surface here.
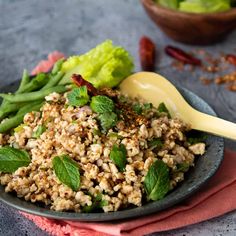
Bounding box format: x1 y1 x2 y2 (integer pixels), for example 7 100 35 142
0 0 236 235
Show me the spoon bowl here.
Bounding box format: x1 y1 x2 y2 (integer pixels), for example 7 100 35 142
120 72 236 140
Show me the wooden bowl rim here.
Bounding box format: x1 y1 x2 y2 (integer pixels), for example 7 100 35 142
141 0 236 19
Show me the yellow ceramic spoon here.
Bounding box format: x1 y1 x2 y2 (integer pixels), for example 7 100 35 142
119 72 236 140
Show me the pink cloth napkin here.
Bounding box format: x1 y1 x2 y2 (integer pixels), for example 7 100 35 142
20 53 236 236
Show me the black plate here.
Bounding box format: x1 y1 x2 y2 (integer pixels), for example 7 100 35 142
0 81 224 221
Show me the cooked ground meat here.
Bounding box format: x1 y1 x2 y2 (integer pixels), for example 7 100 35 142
0 91 205 213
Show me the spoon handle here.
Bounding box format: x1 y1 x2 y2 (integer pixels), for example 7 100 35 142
192 110 236 140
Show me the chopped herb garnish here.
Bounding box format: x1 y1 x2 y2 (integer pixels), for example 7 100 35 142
132 103 143 115
133 102 153 115
186 130 207 144
82 193 108 213
119 95 128 103
107 132 123 139
143 103 153 110
32 125 47 138
175 163 190 172
148 138 163 150
14 124 27 133
157 102 171 118
92 128 102 136
67 86 90 107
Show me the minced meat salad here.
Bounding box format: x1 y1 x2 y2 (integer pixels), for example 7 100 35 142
0 73 206 213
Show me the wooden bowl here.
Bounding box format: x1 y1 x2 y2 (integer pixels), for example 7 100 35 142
141 0 236 45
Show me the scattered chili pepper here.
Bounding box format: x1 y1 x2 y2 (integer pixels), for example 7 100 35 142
227 83 236 92
165 46 201 66
225 54 236 66
139 36 156 71
71 74 99 96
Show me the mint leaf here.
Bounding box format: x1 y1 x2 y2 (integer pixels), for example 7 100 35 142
98 112 118 132
148 138 163 150
0 146 31 173
32 125 46 138
144 160 170 201
110 144 127 172
90 95 115 114
52 155 80 191
157 102 171 118
67 86 89 107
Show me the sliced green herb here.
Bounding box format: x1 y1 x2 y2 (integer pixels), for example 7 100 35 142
90 95 115 114
144 160 170 201
143 103 153 110
52 155 80 191
82 193 108 213
32 125 47 138
110 144 127 172
107 132 123 139
186 130 207 144
132 103 143 115
157 102 171 118
119 95 128 103
0 146 31 173
92 128 102 136
14 124 27 133
148 138 163 150
175 163 190 172
97 112 118 132
67 86 89 107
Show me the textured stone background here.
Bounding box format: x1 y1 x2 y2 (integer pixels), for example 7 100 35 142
0 0 236 235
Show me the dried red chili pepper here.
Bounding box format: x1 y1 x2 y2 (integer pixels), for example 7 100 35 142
71 74 99 96
165 46 201 66
225 54 236 66
139 36 156 71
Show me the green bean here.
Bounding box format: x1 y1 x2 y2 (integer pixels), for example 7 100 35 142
17 101 43 115
0 85 67 103
0 115 24 133
17 69 30 93
0 101 43 133
0 102 28 120
0 70 30 120
51 58 65 75
42 71 65 90
21 73 48 93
